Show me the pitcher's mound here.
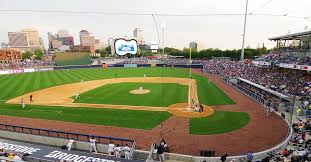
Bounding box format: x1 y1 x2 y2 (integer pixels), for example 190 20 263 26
167 103 214 118
130 89 151 94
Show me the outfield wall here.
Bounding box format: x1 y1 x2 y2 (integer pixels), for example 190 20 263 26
0 64 203 76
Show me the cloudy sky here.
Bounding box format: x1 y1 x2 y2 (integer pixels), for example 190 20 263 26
0 0 310 49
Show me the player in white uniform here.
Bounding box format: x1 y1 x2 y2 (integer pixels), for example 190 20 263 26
122 144 131 159
67 139 75 151
89 137 97 153
75 92 80 100
108 142 115 156
21 98 25 109
113 144 121 158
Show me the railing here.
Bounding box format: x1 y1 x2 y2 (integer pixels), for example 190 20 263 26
0 123 135 146
129 140 137 160
146 143 156 162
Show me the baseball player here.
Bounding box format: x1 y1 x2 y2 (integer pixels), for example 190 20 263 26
122 144 131 159
89 137 97 153
21 98 25 109
108 142 115 156
75 92 80 100
29 94 33 103
67 139 75 151
113 144 121 158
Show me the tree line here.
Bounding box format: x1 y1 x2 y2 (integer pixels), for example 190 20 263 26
163 47 270 60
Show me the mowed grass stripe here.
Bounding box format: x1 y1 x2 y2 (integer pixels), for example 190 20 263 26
75 83 188 107
189 110 250 134
0 75 18 100
0 103 171 130
2 74 28 100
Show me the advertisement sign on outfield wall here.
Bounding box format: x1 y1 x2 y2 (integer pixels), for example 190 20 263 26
24 68 35 73
0 70 12 75
13 69 24 73
34 68 54 72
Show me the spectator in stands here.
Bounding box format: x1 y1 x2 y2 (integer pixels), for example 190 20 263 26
220 154 228 162
157 144 165 162
160 138 168 152
281 148 290 157
246 151 253 162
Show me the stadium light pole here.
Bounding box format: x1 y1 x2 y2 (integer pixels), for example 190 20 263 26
240 0 249 61
161 22 166 56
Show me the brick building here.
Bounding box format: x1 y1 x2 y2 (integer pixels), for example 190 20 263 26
0 49 22 64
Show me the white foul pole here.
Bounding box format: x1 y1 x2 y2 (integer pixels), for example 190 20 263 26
240 0 249 61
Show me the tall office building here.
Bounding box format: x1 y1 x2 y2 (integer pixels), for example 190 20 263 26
189 41 204 51
79 30 95 47
8 32 30 51
189 41 197 51
21 28 43 49
48 30 74 51
133 28 143 44
107 37 114 46
57 29 69 38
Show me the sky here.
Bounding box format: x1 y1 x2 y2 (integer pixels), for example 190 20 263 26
0 0 310 50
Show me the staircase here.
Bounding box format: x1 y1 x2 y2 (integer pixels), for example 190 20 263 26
132 150 149 161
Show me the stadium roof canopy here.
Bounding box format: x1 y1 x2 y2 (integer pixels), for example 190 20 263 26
269 30 311 41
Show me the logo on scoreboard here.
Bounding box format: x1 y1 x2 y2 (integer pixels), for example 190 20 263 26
114 38 138 56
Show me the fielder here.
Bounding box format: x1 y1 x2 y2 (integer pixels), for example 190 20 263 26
21 98 25 109
29 94 33 103
89 137 97 153
122 144 131 159
75 92 80 100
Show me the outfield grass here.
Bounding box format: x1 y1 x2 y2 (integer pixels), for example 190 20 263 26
75 83 188 107
189 110 250 135
0 103 171 130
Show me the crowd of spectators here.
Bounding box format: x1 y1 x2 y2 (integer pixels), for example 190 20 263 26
203 60 311 110
0 59 55 70
255 50 311 65
114 57 203 65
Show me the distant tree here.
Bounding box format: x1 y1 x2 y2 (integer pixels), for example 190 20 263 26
105 46 111 54
95 49 100 54
22 51 33 60
34 49 43 60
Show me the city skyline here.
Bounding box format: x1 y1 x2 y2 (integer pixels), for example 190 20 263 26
0 0 310 50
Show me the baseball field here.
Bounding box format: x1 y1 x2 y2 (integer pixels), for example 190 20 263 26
0 67 249 134
0 67 289 155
